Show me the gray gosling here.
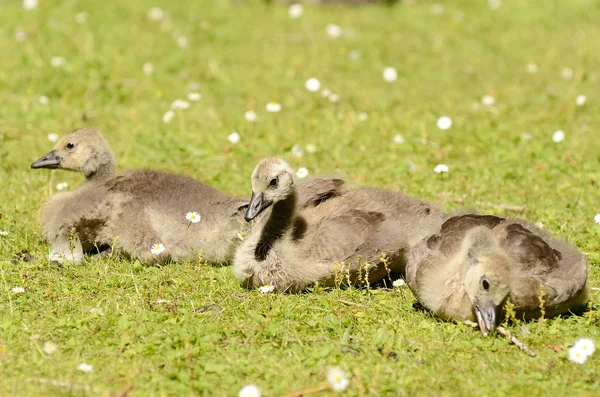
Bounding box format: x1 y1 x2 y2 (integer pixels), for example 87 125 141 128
31 127 248 265
233 158 445 292
406 214 589 336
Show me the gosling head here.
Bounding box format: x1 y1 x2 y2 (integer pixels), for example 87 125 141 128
462 228 511 336
31 127 115 179
244 158 295 222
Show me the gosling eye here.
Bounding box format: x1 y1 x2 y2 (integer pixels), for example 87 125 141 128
269 178 278 187
66 142 75 149
481 278 490 291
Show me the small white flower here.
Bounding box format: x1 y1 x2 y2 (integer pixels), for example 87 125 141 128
176 36 188 48
156 299 171 304
436 116 452 130
326 24 342 39
305 78 321 92
143 62 153 76
258 284 275 293
329 93 340 103
305 144 317 153
151 243 165 255
171 99 190 110
576 95 587 106
594 214 600 225
434 164 449 174
560 67 573 80
392 134 405 144
89 308 104 316
77 363 93 373
237 232 247 241
56 182 69 191
291 144 304 157
288 4 304 19
526 63 538 74
321 88 332 98
47 133 59 142
296 167 309 179
51 57 66 68
187 92 201 101
568 345 587 364
163 110 175 123
23 0 38 11
147 7 165 21
244 110 257 122
0 230 8 236
430 3 444 15
383 67 398 82
535 222 545 229
347 50 360 61
39 96 49 105
228 132 241 144
520 132 532 141
266 102 282 112
573 338 595 357
186 211 201 223
16 31 26 41
393 279 406 287
552 130 565 143
488 0 502 10
239 384 261 397
12 287 25 294
43 341 58 355
358 112 368 121
75 11 89 24
327 367 349 392
481 95 495 106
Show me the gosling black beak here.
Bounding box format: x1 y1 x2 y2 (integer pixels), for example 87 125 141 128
244 191 272 222
31 150 61 169
475 300 499 337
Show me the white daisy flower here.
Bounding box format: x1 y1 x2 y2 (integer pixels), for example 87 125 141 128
347 50 360 61
392 134 405 144
12 287 25 294
151 243 165 255
56 182 69 191
393 279 406 287
358 112 368 121
329 93 340 103
228 132 241 144
568 345 587 364
552 130 565 143
75 11 89 24
321 88 332 98
434 164 449 174
89 307 104 316
163 110 175 123
430 3 444 15
244 110 257 122
296 167 309 179
176 36 188 48
0 230 8 236
43 341 58 355
186 211 201 223
383 67 398 82
187 92 201 101
51 57 66 68
77 363 93 373
258 284 275 294
481 95 495 106
526 63 538 74
288 4 303 19
305 78 321 92
305 144 317 153
291 144 303 157
488 0 502 10
237 232 247 241
573 338 595 357
39 95 49 105
520 132 532 141
560 67 573 80
436 116 452 130
327 367 349 392
239 385 261 397
23 0 38 11
326 24 342 39
156 299 172 304
535 222 545 229
143 62 153 76
594 214 600 224
47 133 59 142
171 99 190 110
16 31 26 41
147 7 165 21
266 102 282 112
576 95 587 106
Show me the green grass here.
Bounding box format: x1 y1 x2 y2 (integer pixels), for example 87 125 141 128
1 0 600 395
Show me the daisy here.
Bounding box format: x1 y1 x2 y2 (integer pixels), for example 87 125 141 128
392 134 405 144
327 367 349 392
568 345 587 364
56 182 69 191
237 232 247 241
75 11 89 24
329 93 340 103
594 214 600 224
560 67 573 80
39 95 49 105
526 63 538 74
266 102 281 112
296 167 309 179
437 116 452 130
481 95 495 106
16 31 26 41
77 363 93 373
393 279 406 287
163 110 175 123
291 144 303 157
156 299 172 304
326 24 342 38
147 7 165 21
358 112 368 121
171 99 190 110
0 230 8 236
535 222 544 229
186 211 201 223
244 110 257 122
383 67 398 82
43 341 58 355
23 0 38 11
51 56 66 68
576 95 587 106
520 132 532 141
552 130 564 143
151 243 165 255
89 308 104 316
12 287 25 294
305 78 321 92
321 88 332 98
228 132 241 144
177 36 188 49
573 338 595 357
434 164 449 174
143 62 153 76
258 284 275 293
305 144 317 153
187 92 201 101
47 133 59 142
239 385 261 397
288 4 303 19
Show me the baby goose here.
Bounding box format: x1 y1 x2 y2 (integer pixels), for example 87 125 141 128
233 158 445 292
406 214 589 335
31 127 248 265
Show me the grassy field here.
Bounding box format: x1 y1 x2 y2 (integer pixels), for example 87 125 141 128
1 0 599 395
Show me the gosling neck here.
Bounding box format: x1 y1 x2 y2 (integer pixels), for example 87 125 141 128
84 161 116 184
254 189 297 261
